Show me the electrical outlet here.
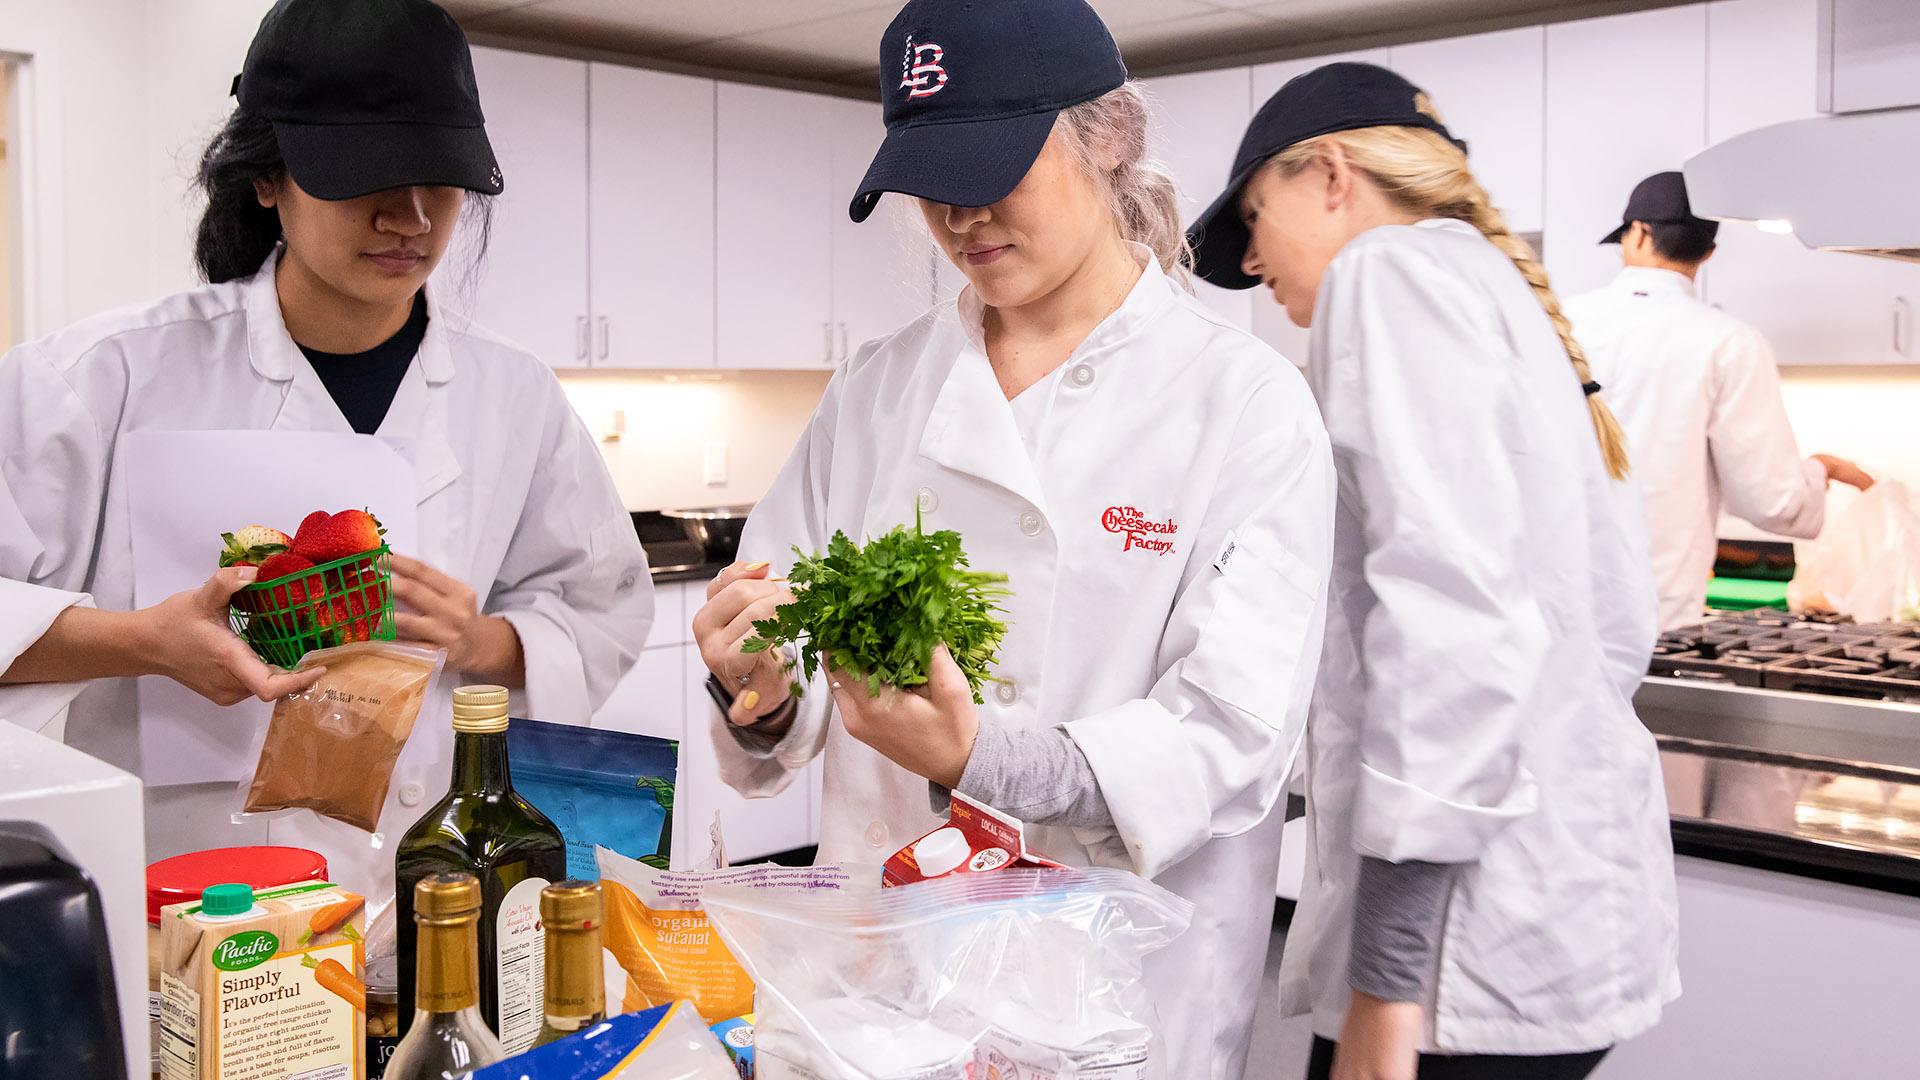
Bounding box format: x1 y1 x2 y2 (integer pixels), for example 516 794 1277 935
704 440 728 486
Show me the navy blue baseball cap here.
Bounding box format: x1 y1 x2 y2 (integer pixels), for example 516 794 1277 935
1600 171 1715 244
848 0 1127 223
1188 62 1465 289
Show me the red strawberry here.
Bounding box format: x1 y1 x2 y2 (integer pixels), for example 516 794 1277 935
292 509 386 564
219 525 292 568
297 510 329 537
317 591 377 645
255 551 322 633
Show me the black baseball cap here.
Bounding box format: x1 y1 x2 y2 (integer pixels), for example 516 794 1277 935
848 0 1127 223
1188 62 1465 290
1600 171 1715 244
234 0 504 201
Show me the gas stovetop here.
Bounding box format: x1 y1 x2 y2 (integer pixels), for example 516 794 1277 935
1652 612 1920 702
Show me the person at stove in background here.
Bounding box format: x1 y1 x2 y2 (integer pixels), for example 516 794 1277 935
1565 170 1875 632
1187 63 1678 1080
0 0 649 897
692 0 1334 1075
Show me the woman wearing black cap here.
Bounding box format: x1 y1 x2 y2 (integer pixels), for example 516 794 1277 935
693 0 1333 1074
0 0 649 897
1186 63 1677 1079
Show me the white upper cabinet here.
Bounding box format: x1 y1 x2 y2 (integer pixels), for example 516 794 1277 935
1701 0 1920 364
1543 5 1709 300
829 98 936 360
1141 68 1255 330
1391 27 1545 235
589 63 716 369
716 83 838 370
455 46 590 368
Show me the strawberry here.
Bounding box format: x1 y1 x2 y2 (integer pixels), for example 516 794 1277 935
317 591 378 646
297 510 329 537
255 551 323 634
219 525 292 568
292 509 386 564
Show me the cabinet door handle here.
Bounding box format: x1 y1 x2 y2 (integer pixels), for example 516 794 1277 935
836 321 850 364
823 321 834 365
597 316 611 361
1895 298 1912 358
576 316 590 362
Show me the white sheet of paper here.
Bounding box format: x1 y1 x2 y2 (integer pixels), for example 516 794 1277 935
125 431 419 786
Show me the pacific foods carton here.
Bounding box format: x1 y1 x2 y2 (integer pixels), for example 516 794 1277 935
158 881 366 1080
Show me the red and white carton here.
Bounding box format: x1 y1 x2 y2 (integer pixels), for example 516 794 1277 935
883 792 1067 887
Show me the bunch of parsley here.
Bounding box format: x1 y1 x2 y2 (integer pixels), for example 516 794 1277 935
744 514 1011 703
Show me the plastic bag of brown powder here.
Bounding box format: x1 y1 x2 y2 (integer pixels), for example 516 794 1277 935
240 642 446 832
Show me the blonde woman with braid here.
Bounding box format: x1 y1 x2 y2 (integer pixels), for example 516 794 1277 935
1188 64 1676 1080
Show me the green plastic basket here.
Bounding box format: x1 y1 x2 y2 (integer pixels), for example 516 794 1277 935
228 545 396 668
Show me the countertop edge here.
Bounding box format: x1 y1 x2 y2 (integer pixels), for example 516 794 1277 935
1669 818 1920 898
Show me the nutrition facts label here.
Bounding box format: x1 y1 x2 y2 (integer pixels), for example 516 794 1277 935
495 876 550 1055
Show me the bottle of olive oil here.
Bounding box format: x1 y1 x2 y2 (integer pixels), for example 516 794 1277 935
532 880 606 1048
384 873 505 1080
395 686 566 1054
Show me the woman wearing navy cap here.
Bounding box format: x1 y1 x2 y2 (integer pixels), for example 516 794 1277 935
1187 63 1677 1079
694 0 1334 1074
0 0 650 899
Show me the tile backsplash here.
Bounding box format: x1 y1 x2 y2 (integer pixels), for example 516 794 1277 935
559 369 831 512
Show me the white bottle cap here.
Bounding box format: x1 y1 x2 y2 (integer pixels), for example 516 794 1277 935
913 827 970 878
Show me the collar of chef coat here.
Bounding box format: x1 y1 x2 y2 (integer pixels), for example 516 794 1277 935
922 243 1174 516
242 248 464 503
1611 265 1697 299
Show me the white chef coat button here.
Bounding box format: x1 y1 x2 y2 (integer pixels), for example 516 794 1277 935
1070 364 1095 388
994 681 1019 706
864 821 891 849
917 488 940 513
1019 510 1044 537
398 782 425 807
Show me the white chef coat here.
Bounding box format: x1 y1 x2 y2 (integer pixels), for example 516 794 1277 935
0 252 652 896
1277 220 1678 1055
715 249 1335 1079
1566 267 1827 630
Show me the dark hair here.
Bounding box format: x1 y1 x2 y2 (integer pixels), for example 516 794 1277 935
192 108 496 291
1647 219 1718 264
193 110 286 283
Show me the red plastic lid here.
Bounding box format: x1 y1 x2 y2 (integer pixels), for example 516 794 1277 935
146 846 329 924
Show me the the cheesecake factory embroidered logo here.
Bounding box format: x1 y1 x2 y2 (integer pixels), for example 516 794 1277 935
899 35 949 99
1102 506 1179 556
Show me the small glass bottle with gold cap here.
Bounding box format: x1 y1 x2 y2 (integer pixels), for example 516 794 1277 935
384 872 506 1080
532 880 606 1048
394 685 566 1054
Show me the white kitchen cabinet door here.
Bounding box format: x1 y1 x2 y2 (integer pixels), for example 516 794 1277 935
1391 27 1545 235
829 98 936 361
589 64 716 369
1544 5 1709 300
1701 0 1920 365
591 644 686 742
1141 68 1255 330
453 47 590 368
717 83 837 370
677 647 815 863
1248 51 1391 367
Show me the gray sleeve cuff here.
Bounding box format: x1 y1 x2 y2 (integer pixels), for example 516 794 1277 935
1347 856 1461 1003
927 719 1114 830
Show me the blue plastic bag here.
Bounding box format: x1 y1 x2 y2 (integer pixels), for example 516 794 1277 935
508 719 676 879
466 1001 738 1080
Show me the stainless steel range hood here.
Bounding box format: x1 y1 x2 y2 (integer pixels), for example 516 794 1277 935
1684 0 1920 262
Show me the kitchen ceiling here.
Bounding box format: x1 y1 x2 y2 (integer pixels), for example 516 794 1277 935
447 0 1651 91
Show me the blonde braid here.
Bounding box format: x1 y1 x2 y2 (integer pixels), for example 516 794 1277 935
1268 111 1631 480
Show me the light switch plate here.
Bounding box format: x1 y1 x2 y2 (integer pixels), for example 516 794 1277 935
704 440 728 485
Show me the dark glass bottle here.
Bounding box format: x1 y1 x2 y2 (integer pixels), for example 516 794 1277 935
395 685 566 1056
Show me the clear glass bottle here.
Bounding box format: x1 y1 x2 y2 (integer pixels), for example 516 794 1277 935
395 685 566 1053
383 872 506 1080
531 880 606 1048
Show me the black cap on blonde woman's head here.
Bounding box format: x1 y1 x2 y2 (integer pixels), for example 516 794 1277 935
1187 62 1465 289
848 0 1127 223
234 0 504 200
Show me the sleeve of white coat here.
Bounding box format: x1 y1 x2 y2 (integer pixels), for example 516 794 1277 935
0 342 106 730
1322 244 1548 865
708 365 849 799
1708 326 1826 539
1065 376 1334 880
491 378 652 727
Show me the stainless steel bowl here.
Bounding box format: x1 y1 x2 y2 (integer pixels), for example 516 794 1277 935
661 504 755 564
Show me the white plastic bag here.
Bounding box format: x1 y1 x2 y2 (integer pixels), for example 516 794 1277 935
1789 480 1920 622
702 868 1195 1080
